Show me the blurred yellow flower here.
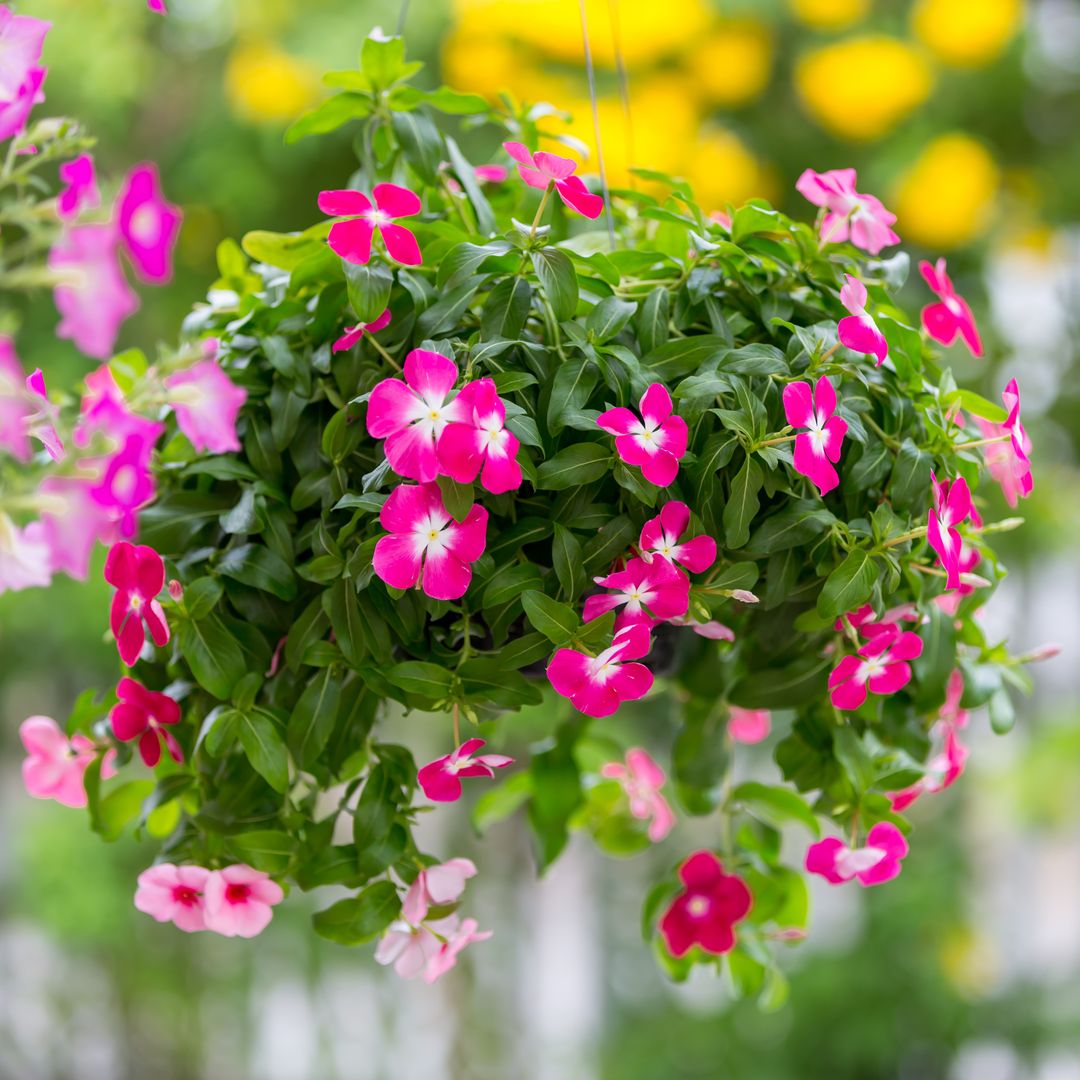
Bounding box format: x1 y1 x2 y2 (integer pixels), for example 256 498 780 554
796 36 932 140
684 129 774 210
789 0 869 31
224 41 319 125
894 134 1000 249
687 21 773 107
911 0 1024 67
939 924 1001 1000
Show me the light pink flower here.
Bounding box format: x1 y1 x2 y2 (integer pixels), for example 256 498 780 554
919 258 982 357
975 378 1032 507
600 747 675 842
134 864 211 933
75 363 163 450
332 308 391 353
727 707 771 744
203 865 284 938
670 616 735 640
0 5 50 88
372 482 488 600
164 359 247 454
19 715 116 808
795 167 900 254
503 141 604 219
829 626 924 710
423 916 493 983
418 738 513 803
105 540 169 666
0 515 50 592
638 501 716 574
0 336 28 459
474 164 508 184
116 163 182 284
318 183 422 265
57 153 100 220
90 431 157 537
597 383 687 487
838 275 888 366
402 858 477 925
437 377 522 494
0 64 44 141
547 623 654 718
37 476 115 580
582 555 689 630
375 920 446 978
782 375 848 495
805 822 908 887
366 349 466 482
659 850 752 957
110 676 183 767
927 473 972 590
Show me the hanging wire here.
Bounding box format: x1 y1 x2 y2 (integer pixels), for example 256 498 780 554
397 0 410 35
608 0 636 192
577 0 617 248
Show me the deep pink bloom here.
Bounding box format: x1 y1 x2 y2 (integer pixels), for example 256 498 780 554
796 167 900 254
582 555 689 630
975 379 1032 507
332 308 391 353
927 473 972 590
110 677 183 767
639 501 716 574
402 858 477 925
57 153 100 220
836 602 920 639
829 626 924 710
838 275 888 366
134 864 211 933
0 516 50 592
889 727 967 812
418 738 513 802
105 540 170 666
597 383 687 487
19 715 116 808
0 64 44 141
659 850 752 957
147 0 167 12
376 919 447 978
373 482 488 600
90 431 157 537
547 623 654 718
116 163 182 284
805 822 908 887
437 377 522 494
203 865 284 938
919 258 982 357
600 747 675 842
727 707 771 744
318 183 422 266
474 164 508 184
503 141 604 219
933 543 981 615
164 359 247 454
783 376 848 495
423 916 493 983
366 349 466 482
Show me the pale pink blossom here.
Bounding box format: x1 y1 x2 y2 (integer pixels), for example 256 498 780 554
19 715 115 808
796 167 900 254
597 383 687 487
0 336 28 459
105 540 169 666
727 707 771 744
0 6 48 139
829 625 924 710
919 258 982 357
659 850 752 957
332 308 391 353
503 141 604 219
669 616 735 640
0 515 50 592
110 676 182 767
134 864 211 933
402 858 477 925
423 916 492 983
116 163 182 284
805 822 908 887
838 274 888 366
600 747 675 842
418 738 513 803
57 153 100 220
547 623 654 718
164 359 247 454
582 555 689 630
474 164 508 184
203 865 284 938
0 64 43 141
783 375 848 495
975 378 1032 507
638 501 716 574
38 476 116 579
927 473 972 590
437 377 522 494
75 363 164 452
318 183 422 265
375 919 446 978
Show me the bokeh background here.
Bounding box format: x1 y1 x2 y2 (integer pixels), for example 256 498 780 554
3 0 1080 1077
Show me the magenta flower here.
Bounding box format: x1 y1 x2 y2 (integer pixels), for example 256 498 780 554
0 516 50 592
805 823 908 887
727 707 771 744
638 501 716 574
933 543 981 616
402 858 477 925
927 473 972 590
110 676 183 767
38 476 115 580
50 223 139 359
889 727 967 812
828 626 924 711
24 368 63 460
134 864 211 933
474 164 508 184
437 377 522 494
837 275 888 366
782 375 848 495
332 308 391 353
116 163 182 284
164 359 247 454
919 258 982 357
105 540 170 666
147 0 167 12
423 916 493 983
318 183 422 266
600 747 675 842
203 865 284 938
597 383 687 487
57 153 100 220
366 349 466 482
796 167 900 254
90 431 157 537
0 64 44 141
418 738 514 803
0 6 48 137
0 337 28 459
835 602 919 639
19 715 116 809
976 378 1032 507
373 482 488 601
659 850 752 958
547 623 654 718
582 555 689 630
503 141 604 219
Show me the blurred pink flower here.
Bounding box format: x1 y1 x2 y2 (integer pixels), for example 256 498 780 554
57 153 100 220
0 515 50 592
805 823 908 887
203 865 284 938
38 475 116 579
116 162 182 284
927 473 972 590
402 858 477 925
376 920 445 978
418 738 513 803
19 715 116 808
423 916 493 983
134 864 212 933
90 431 157 537
600 747 675 842
659 851 752 957
796 167 899 254
919 258 982 357
110 676 182 767
164 359 247 454
976 379 1032 507
147 0 168 12
728 707 771 744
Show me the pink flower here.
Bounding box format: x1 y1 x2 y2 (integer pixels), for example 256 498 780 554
0 336 28 459
782 376 848 495
110 676 183 767
75 363 164 451
919 258 982 357
659 850 752 957
402 858 477 925
366 349 466 482
50 223 139 359
423 916 493 983
203 865 284 938
0 515 50 592
437 377 522 494
838 275 888 366
164 359 247 454
796 167 900 255
975 378 1032 507
318 183 422 266
671 616 735 640
332 308 391 353
147 0 167 12
474 164 508 184
503 141 604 219
57 153 100 220
638 501 716 574
597 383 687 487
547 623 654 718
0 64 44 141
0 6 48 137
600 747 675 842
828 626 924 710
727 707 771 744
582 555 689 630
805 823 908 887
44 477 121 579
24 368 63 460
372 482 488 601
927 473 972 590
19 715 115 808
836 602 919 639
105 540 170 666
376 920 446 978
418 738 514 803
116 163 182 284
933 543 981 615
889 727 967 812
90 431 157 537
134 864 211 933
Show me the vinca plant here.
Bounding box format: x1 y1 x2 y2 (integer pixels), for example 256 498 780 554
11 29 1047 997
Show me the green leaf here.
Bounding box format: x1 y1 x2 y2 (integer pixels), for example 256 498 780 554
743 503 835 555
390 108 443 185
731 782 820 836
636 288 670 354
729 655 832 709
546 357 597 436
94 780 156 842
535 443 611 490
445 134 496 235
552 524 586 601
482 562 543 608
731 202 782 242
312 881 400 946
724 456 763 549
183 576 223 620
385 661 453 699
531 248 578 321
949 388 1007 423
640 334 728 381
285 93 372 143
816 549 877 621
888 438 933 511
238 710 289 793
343 261 393 324
227 830 296 875
586 296 636 343
177 616 247 700
241 229 322 271
473 771 533 833
673 707 730 815
521 590 581 645
480 277 532 340
458 658 543 709
360 30 409 89
287 668 343 768
217 543 298 601
528 720 584 870
324 580 366 667
435 475 474 523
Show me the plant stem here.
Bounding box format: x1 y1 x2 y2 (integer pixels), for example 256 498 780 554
819 342 840 363
881 525 928 549
953 434 1010 451
862 413 901 451
529 182 554 239
452 702 461 749
367 335 401 372
757 433 795 448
